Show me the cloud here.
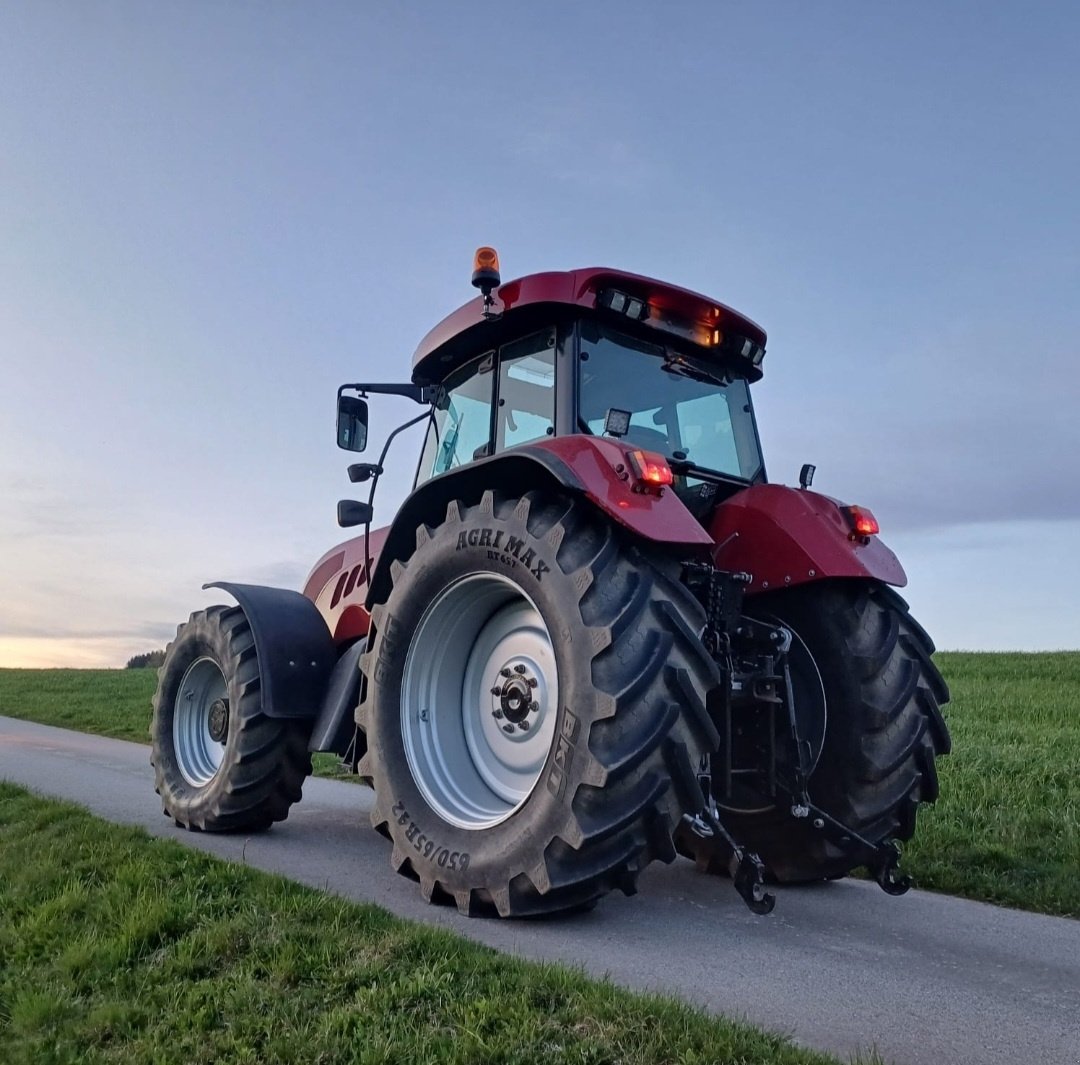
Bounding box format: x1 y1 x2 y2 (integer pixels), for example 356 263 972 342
0 476 135 540
231 560 309 590
0 619 177 643
0 636 153 670
0 532 313 666
890 518 1080 650
760 322 1080 532
508 103 664 193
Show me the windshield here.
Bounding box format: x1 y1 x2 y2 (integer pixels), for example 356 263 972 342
578 322 764 482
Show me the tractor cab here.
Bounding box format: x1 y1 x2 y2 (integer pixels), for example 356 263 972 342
341 250 770 524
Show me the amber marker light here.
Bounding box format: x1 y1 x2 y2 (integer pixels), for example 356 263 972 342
626 449 674 493
845 505 880 538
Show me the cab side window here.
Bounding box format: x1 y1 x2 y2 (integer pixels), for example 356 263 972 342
416 328 557 485
421 352 495 479
496 328 556 451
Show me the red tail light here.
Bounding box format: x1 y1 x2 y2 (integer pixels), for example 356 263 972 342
845 505 880 537
626 449 674 492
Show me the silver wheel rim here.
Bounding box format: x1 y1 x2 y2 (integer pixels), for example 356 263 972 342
173 656 228 787
402 573 559 830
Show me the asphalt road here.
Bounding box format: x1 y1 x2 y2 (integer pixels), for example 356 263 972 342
2 714 1077 1065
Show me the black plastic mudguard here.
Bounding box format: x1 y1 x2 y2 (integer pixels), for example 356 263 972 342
307 640 364 755
204 582 337 720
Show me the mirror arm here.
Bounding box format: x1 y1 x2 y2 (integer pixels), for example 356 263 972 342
359 406 435 582
337 382 434 404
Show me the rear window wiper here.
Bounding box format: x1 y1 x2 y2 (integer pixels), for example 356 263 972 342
662 354 732 386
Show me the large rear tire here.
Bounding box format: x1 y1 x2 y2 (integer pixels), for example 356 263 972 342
359 488 721 917
677 580 950 882
151 605 312 832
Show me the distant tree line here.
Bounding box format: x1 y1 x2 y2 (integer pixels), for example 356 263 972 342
125 650 166 669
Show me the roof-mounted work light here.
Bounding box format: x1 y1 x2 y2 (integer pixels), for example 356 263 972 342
597 287 766 370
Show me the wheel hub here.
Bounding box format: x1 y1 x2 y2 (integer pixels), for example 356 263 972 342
207 698 230 743
492 663 540 728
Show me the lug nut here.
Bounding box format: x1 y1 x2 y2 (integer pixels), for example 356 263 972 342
527 677 538 688
501 724 515 734
500 668 512 678
492 709 504 719
513 664 526 674
519 720 530 731
491 686 502 696
529 701 539 714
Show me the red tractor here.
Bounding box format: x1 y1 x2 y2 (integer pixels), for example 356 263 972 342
151 250 950 917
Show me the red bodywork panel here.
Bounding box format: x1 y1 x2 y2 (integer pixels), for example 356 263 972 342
303 527 389 645
411 268 767 383
303 457 904 646
709 484 907 594
303 468 904 647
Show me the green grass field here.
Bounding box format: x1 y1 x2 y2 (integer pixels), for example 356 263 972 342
1 653 1077 918
0 783 843 1065
900 652 1079 916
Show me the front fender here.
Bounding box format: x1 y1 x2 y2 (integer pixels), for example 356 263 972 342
528 436 714 547
204 582 337 718
365 436 712 608
707 485 907 594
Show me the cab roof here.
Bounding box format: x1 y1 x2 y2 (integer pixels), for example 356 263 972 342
410 267 767 385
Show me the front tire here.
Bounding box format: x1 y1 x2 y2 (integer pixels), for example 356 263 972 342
678 580 950 882
359 489 721 917
151 605 312 832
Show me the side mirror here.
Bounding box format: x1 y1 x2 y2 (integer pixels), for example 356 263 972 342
337 500 374 528
337 396 369 452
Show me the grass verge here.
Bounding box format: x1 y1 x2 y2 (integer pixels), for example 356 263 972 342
0 783 841 1065
901 652 1079 917
1 654 1078 918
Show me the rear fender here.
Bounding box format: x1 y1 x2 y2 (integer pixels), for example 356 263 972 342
707 484 907 594
365 436 712 608
204 582 337 719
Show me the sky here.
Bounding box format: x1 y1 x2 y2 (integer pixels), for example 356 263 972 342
1 2 1078 667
